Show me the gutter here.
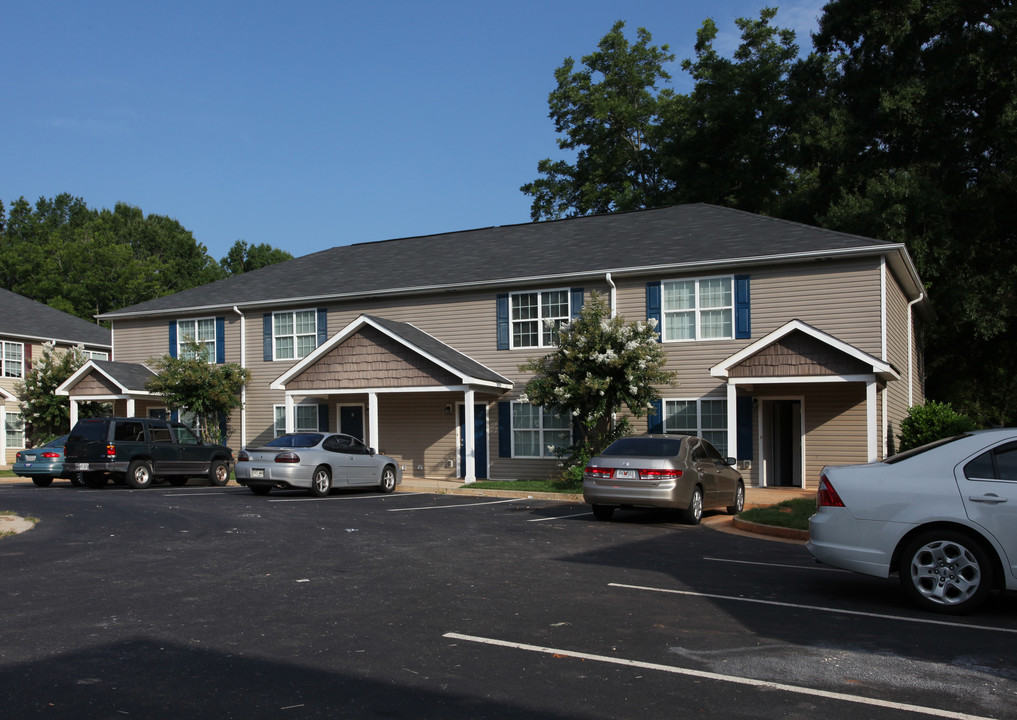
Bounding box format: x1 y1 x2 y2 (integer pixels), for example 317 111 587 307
906 293 925 408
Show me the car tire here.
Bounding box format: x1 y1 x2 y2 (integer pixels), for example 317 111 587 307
378 466 397 494
682 486 704 525
592 504 615 521
83 472 107 489
310 466 331 498
126 460 154 489
897 530 994 614
727 481 745 515
208 460 230 487
250 485 271 496
168 477 189 487
31 476 54 488
69 472 86 487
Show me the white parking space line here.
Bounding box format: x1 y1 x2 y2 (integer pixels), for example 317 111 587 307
268 492 428 503
443 632 992 720
528 511 593 522
387 497 527 512
610 583 1017 635
703 556 847 572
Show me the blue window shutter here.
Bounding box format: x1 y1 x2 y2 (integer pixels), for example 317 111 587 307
317 308 327 346
168 321 177 359
648 398 663 434
496 294 509 350
170 409 179 423
215 317 225 364
737 396 753 460
735 275 751 339
646 282 662 341
318 404 329 432
219 412 228 441
263 313 272 361
498 402 512 457
570 288 584 318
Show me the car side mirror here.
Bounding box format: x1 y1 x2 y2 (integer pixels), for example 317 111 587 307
369 448 376 456
725 457 737 466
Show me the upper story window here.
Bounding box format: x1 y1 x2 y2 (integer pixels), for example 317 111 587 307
177 318 216 362
2 341 24 378
274 310 317 361
85 350 109 361
511 289 570 348
662 276 733 342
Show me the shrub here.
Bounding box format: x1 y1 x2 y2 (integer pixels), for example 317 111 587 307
898 400 977 452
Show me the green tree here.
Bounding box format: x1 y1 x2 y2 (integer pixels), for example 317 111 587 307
145 345 250 445
14 342 105 444
520 21 678 220
520 293 677 482
220 240 294 275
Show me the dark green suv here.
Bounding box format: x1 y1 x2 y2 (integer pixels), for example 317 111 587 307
64 417 234 489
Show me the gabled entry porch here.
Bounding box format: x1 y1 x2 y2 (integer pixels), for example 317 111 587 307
271 315 512 482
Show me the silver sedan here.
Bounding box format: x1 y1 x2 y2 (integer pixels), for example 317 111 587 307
808 429 1017 614
235 433 401 497
583 435 745 524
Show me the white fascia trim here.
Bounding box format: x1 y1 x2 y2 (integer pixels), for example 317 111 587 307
2 333 112 350
270 315 511 391
99 246 904 320
56 360 156 397
728 374 877 385
711 319 898 379
0 386 16 401
284 385 472 396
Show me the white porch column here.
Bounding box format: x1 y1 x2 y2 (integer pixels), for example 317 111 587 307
368 392 379 451
463 389 476 483
126 398 136 417
726 383 738 461
866 378 878 462
69 399 79 430
285 394 295 433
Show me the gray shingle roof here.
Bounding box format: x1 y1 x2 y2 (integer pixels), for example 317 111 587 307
91 360 156 393
0 288 112 347
364 316 511 386
100 204 904 318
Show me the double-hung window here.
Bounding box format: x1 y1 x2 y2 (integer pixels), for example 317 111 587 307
274 404 322 436
662 276 733 342
85 350 109 361
273 310 317 361
177 319 216 362
664 398 728 455
511 289 569 348
2 341 24 378
5 411 25 448
511 403 571 457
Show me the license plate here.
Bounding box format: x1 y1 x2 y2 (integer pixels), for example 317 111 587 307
69 463 89 471
615 469 636 479
251 468 265 478
25 455 36 461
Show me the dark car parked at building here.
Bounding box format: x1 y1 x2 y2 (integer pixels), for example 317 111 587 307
64 417 233 489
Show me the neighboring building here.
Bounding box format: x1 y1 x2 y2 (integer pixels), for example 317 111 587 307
0 288 112 464
59 204 929 489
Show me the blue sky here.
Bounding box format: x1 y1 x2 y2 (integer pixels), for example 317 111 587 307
2 1 824 262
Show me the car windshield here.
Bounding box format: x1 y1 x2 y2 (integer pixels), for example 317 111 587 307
601 437 684 458
265 434 323 448
883 434 972 464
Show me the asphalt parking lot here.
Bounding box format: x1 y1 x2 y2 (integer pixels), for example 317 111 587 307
2 480 1016 719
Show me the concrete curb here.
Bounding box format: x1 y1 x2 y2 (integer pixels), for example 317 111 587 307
731 515 809 541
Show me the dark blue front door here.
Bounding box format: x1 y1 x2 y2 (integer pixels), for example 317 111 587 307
340 406 364 441
458 404 488 479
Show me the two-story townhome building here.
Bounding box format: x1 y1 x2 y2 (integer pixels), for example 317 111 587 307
58 204 929 489
0 288 112 465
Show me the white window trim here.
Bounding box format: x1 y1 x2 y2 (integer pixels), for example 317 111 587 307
176 317 217 363
274 403 323 437
5 410 25 450
510 402 572 458
661 274 735 343
663 397 729 455
85 350 109 361
272 309 318 361
2 340 25 378
508 288 570 350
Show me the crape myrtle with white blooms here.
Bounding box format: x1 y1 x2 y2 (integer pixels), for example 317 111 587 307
520 292 677 484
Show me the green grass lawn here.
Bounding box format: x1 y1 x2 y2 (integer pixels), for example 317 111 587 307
467 479 579 493
738 497 816 531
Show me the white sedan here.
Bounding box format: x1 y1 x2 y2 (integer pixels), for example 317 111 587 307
807 429 1017 614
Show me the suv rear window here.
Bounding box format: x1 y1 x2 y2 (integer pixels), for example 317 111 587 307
69 420 109 444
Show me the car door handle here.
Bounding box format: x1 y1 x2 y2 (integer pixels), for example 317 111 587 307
968 494 1008 504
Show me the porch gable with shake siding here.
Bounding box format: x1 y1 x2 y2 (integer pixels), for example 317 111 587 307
271 315 512 482
57 360 158 425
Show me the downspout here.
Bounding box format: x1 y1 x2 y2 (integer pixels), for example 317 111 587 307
605 272 617 317
233 306 247 448
906 293 924 408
